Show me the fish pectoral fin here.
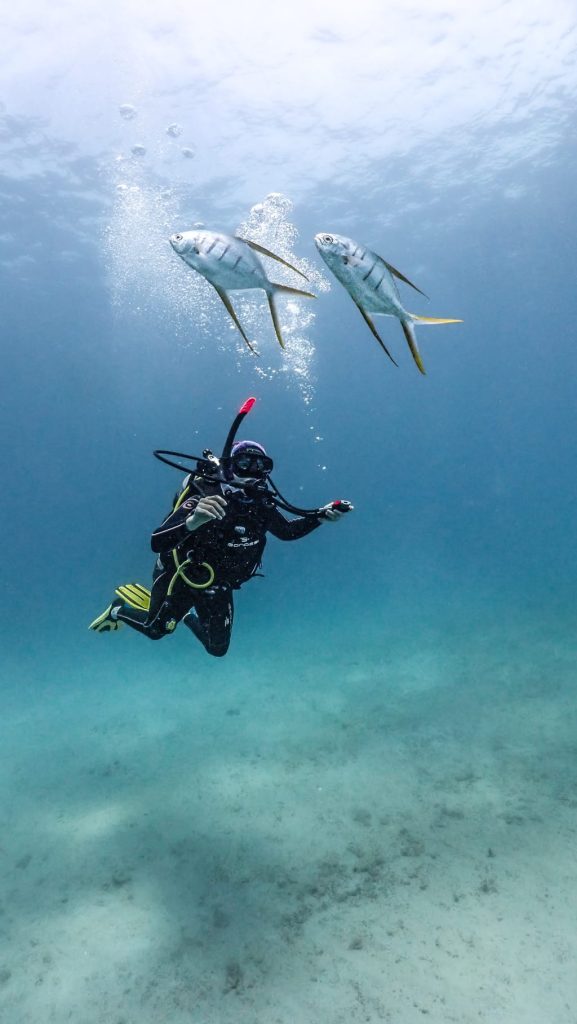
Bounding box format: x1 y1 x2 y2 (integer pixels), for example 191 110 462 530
272 283 317 299
353 300 398 367
237 238 309 281
384 261 429 299
213 286 260 356
267 295 285 349
410 315 463 324
401 320 426 375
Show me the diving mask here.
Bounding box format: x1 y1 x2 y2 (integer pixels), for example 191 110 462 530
231 451 274 478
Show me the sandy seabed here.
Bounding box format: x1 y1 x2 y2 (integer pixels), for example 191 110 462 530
1 609 577 1024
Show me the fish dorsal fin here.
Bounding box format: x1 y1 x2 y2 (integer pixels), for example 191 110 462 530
383 260 429 300
272 283 316 300
237 237 309 281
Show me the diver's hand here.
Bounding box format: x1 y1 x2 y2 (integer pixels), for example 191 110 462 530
319 499 354 523
185 495 227 531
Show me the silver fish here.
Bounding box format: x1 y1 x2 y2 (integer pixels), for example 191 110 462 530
314 232 462 374
170 229 316 353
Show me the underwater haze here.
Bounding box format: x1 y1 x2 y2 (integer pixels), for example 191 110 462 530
2 1 577 1021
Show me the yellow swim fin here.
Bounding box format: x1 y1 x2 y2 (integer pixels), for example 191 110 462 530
89 602 124 632
114 582 151 611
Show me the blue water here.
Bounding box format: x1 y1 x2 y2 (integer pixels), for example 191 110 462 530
2 6 577 1022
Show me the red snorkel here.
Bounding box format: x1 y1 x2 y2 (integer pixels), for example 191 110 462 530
153 397 257 479
220 396 257 464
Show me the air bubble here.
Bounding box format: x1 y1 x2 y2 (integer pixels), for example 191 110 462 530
166 123 183 137
131 145 146 157
264 192 292 214
181 147 195 159
119 104 137 120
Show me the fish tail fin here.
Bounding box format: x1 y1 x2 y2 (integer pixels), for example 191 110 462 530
267 295 285 349
401 320 426 375
267 285 316 346
272 283 317 300
410 314 463 325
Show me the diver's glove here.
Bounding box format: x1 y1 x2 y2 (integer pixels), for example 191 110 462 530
185 494 227 531
318 499 354 523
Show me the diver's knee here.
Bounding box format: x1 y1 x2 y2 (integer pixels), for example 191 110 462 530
147 618 177 640
205 641 229 658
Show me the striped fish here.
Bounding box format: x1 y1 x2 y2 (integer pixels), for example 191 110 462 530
314 232 461 374
170 229 315 353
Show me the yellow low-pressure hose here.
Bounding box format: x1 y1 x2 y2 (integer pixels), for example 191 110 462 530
168 556 215 594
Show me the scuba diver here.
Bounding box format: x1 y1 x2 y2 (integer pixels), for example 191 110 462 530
89 398 354 657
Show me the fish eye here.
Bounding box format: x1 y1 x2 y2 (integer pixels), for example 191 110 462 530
323 234 334 244
174 233 183 241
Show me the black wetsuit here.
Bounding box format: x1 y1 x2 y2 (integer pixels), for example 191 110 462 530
116 475 321 656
